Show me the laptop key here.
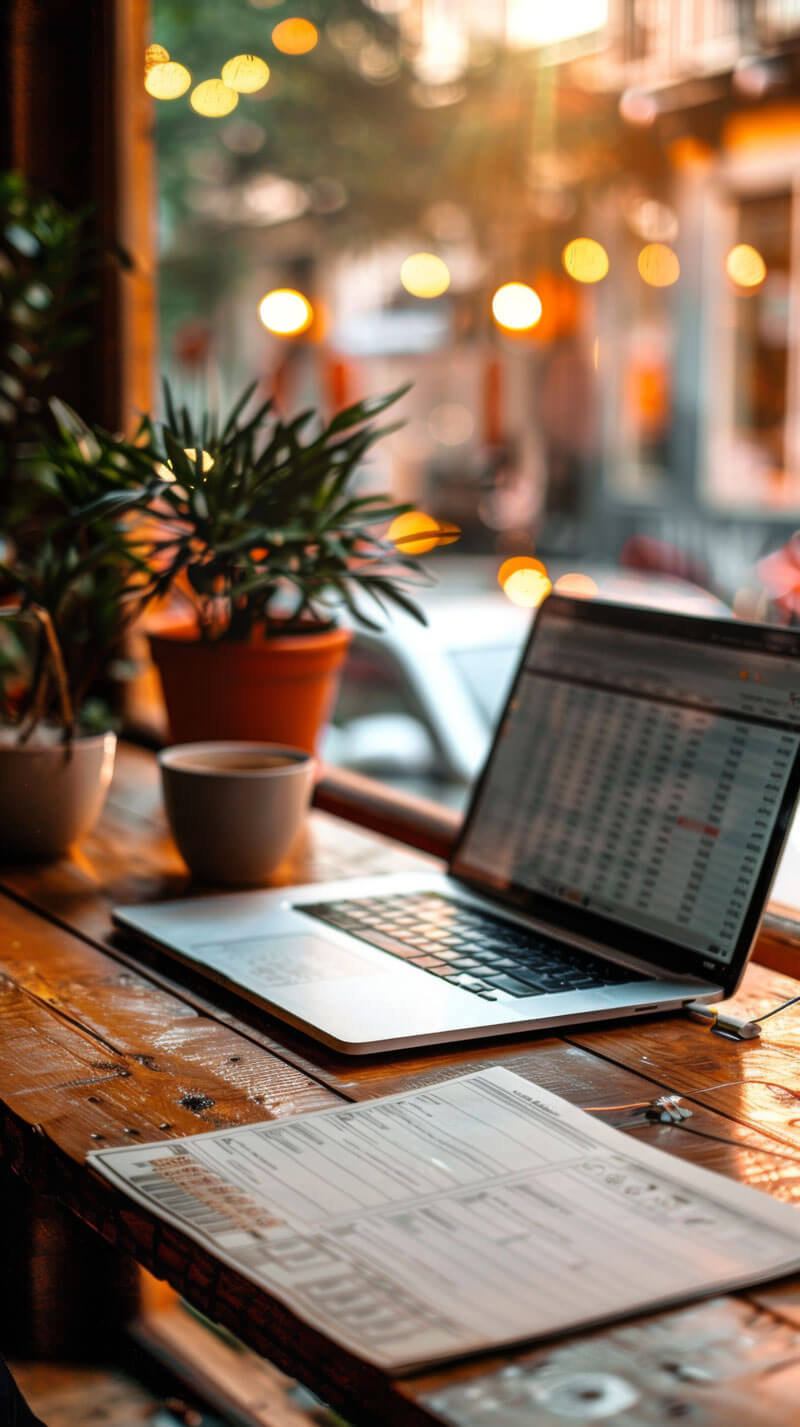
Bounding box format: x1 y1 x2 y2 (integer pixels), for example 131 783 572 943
345 929 428 961
486 974 542 997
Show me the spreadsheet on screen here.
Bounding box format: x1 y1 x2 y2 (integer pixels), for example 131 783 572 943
456 613 800 964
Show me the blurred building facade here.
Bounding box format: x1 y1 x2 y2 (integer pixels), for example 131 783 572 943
154 0 800 599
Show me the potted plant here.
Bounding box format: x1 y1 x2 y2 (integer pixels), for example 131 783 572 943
141 381 433 751
0 402 160 858
0 172 162 858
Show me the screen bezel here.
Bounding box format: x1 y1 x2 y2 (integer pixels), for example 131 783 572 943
449 593 800 999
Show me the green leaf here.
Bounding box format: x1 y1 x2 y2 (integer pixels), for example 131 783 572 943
324 384 411 437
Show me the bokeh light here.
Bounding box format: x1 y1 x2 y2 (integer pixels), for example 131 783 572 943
498 556 552 608
144 44 170 74
145 61 192 99
155 450 215 481
272 18 319 54
428 403 474 446
618 88 657 126
388 511 458 554
221 118 266 154
726 243 767 289
491 282 543 331
184 448 215 473
562 238 609 283
400 253 451 298
637 243 680 287
221 54 271 93
432 521 461 548
258 288 314 335
190 79 239 116
627 198 678 244
554 572 599 599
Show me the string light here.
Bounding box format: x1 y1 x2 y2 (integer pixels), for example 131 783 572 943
726 243 767 289
637 243 680 287
155 450 215 481
272 18 319 54
145 61 192 99
144 44 170 74
221 54 271 93
562 238 609 284
388 511 459 554
258 288 314 335
184 448 215 473
498 556 551 608
400 253 450 299
554 573 598 598
190 79 239 116
491 282 542 331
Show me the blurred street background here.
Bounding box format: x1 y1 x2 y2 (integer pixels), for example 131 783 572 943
149 0 800 801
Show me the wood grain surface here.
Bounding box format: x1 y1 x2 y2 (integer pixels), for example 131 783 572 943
2 743 800 1424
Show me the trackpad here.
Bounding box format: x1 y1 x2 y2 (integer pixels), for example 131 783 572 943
190 934 386 987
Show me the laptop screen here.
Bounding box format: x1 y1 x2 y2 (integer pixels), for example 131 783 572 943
451 596 800 989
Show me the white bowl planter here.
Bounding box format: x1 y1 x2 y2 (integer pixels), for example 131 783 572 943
0 729 117 859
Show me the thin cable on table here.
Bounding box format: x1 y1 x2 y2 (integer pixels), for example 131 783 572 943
581 1095 800 1167
753 993 800 1023
669 1119 800 1167
581 1076 755 1111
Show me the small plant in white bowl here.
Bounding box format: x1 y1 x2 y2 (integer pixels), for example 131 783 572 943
0 402 160 858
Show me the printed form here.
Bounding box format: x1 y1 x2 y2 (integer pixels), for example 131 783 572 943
89 1068 800 1371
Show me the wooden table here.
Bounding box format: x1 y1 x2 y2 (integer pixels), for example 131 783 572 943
3 744 800 1425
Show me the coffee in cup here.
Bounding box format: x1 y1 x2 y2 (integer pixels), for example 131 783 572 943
158 741 315 885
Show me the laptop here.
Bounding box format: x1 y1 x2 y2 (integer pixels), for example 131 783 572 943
114 595 800 1054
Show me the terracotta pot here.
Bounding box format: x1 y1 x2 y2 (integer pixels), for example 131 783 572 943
0 730 117 860
148 623 352 753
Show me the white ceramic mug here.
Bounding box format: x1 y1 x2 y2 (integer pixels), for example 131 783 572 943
158 741 315 885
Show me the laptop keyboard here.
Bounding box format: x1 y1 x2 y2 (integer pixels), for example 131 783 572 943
300 892 647 1002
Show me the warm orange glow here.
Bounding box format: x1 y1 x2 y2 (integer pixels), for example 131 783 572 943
726 243 766 289
668 136 713 169
400 253 450 299
562 238 609 284
389 511 447 555
637 243 680 287
145 44 170 74
258 288 314 335
430 521 461 547
191 78 239 116
528 270 580 342
272 18 319 54
491 282 542 332
145 61 192 99
499 556 552 608
221 54 271 93
724 103 800 153
554 572 599 599
498 555 545 586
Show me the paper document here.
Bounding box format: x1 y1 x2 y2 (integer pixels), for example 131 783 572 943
89 1068 800 1372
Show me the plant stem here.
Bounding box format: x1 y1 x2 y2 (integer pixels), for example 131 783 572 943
19 605 74 747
